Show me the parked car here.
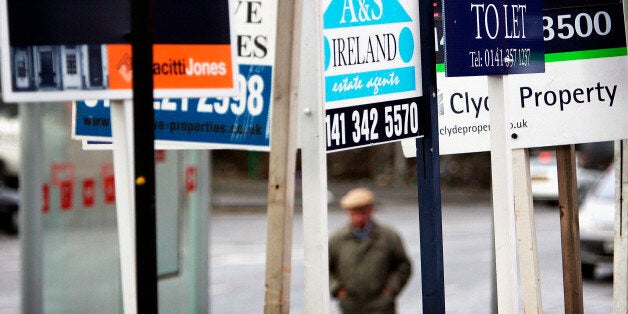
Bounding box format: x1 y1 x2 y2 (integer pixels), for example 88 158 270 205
0 182 18 234
529 150 601 202
0 108 21 189
579 165 615 278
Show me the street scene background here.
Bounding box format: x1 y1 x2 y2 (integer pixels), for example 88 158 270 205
0 102 616 312
0 170 616 313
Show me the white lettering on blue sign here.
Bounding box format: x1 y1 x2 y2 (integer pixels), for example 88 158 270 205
340 0 383 24
470 3 528 39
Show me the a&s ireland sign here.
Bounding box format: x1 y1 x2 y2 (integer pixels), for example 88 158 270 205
322 0 424 152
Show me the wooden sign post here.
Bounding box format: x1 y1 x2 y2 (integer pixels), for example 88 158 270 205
298 0 331 312
614 140 628 313
556 145 584 313
110 100 139 313
487 76 520 312
513 148 543 312
263 0 299 312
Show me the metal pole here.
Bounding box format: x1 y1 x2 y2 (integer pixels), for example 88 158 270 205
189 150 210 313
20 103 43 314
416 0 445 311
130 0 158 311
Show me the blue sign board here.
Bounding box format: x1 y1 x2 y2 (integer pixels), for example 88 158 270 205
74 64 272 151
443 0 545 76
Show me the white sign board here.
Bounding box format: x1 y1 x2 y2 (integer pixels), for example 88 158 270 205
321 0 424 152
72 0 278 151
0 0 238 102
403 0 628 156
403 56 628 156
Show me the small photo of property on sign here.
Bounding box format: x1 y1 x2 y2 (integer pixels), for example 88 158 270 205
0 0 239 102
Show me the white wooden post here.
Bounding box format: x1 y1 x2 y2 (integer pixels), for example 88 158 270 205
614 140 628 313
513 148 543 313
263 0 299 311
299 0 330 312
110 99 137 314
488 75 520 313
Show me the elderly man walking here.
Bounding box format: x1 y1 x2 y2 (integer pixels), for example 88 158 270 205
329 187 412 314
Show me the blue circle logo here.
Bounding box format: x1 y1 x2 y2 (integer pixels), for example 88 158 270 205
399 27 414 63
324 36 331 71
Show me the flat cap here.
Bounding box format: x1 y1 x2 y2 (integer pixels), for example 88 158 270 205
340 187 375 209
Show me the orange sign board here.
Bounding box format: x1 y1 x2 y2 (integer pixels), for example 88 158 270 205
0 0 237 102
108 44 234 90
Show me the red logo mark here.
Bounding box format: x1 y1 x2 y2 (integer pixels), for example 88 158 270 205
83 179 96 208
101 163 116 204
185 166 197 193
42 184 50 213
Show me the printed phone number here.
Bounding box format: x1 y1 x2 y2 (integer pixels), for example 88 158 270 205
469 48 531 68
325 100 421 150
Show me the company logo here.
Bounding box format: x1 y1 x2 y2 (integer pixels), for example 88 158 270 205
107 44 234 90
116 53 133 83
153 58 227 77
324 0 412 29
322 0 418 101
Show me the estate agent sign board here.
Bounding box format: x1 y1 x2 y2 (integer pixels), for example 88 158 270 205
0 0 238 102
72 0 277 151
403 0 628 156
443 0 545 76
322 0 424 152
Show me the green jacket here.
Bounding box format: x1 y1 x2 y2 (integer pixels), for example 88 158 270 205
329 220 412 314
